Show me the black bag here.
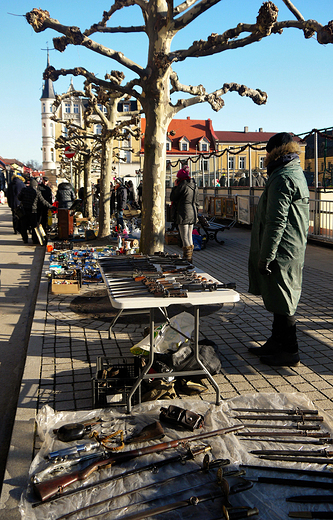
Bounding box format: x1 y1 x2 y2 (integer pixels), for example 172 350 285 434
14 204 25 219
160 405 204 431
172 341 222 375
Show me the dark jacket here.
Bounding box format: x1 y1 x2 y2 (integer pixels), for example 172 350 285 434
38 183 53 204
7 175 25 209
248 143 309 316
170 178 199 225
18 185 53 214
117 185 128 211
56 182 75 209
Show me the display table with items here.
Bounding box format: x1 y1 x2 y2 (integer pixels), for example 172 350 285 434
98 254 240 412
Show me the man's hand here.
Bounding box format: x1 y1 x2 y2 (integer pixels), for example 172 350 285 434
258 259 272 276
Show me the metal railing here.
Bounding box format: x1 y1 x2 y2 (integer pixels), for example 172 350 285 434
309 198 333 242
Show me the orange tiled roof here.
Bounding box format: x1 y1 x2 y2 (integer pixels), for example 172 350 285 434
140 117 218 154
215 130 301 145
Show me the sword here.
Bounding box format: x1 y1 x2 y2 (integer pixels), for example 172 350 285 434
251 449 333 457
287 495 333 504
232 408 319 415
236 430 329 437
240 424 321 431
258 454 333 464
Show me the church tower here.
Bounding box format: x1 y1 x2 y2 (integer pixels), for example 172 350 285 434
40 50 57 181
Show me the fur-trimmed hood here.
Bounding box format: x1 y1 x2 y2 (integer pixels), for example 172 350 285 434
264 141 300 168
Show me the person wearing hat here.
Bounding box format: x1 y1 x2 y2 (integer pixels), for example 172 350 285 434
18 178 54 244
248 132 309 366
170 166 199 262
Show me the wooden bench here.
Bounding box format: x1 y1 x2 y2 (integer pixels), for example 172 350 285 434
195 216 236 247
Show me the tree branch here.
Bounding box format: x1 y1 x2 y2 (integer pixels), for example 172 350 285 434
170 73 267 114
173 0 221 31
173 0 200 17
83 0 148 37
26 8 144 76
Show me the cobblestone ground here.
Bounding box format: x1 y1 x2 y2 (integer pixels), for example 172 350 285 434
36 227 333 426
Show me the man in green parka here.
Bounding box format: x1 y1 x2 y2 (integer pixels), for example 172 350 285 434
248 132 309 366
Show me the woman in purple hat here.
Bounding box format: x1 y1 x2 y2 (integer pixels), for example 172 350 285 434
170 166 199 262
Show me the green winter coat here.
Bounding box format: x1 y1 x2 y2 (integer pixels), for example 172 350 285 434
248 156 309 316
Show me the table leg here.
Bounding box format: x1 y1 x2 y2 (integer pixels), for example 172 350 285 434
127 308 156 413
193 306 220 405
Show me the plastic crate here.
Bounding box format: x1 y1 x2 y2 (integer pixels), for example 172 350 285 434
92 356 142 408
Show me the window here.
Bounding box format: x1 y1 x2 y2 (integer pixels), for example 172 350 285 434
259 156 265 169
51 148 54 161
74 103 79 114
42 103 46 113
63 126 68 138
203 160 209 172
239 156 246 169
166 161 172 172
95 124 102 135
166 137 172 151
228 156 235 169
65 103 70 113
50 104 53 113
50 123 54 138
201 143 208 152
43 148 46 161
182 142 188 151
123 150 131 163
123 104 130 112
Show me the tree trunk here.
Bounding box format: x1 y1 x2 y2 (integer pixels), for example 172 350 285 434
83 154 93 219
98 137 113 237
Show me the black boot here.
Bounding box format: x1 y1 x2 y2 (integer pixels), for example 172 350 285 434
260 321 300 367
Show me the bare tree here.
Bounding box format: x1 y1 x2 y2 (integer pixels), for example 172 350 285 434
26 1 333 253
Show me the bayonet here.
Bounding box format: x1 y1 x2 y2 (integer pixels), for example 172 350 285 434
234 414 323 422
241 463 333 479
240 424 321 430
236 431 330 438
249 476 333 490
233 408 318 415
251 449 333 457
288 512 333 519
238 438 333 445
258 454 333 464
287 495 333 504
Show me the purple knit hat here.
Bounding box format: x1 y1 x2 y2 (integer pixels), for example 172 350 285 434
176 168 190 180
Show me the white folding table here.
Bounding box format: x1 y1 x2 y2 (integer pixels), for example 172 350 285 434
99 263 240 412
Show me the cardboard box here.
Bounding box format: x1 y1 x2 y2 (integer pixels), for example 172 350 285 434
165 231 180 245
51 280 80 294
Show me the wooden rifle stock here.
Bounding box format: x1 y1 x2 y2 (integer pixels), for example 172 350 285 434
33 424 243 502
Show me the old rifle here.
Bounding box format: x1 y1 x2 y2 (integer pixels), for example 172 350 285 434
32 445 211 508
55 455 234 520
33 424 244 502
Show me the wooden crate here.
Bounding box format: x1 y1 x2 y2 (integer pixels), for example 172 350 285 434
51 280 80 294
165 231 180 245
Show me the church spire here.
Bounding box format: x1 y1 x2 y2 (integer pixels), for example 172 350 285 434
40 48 55 100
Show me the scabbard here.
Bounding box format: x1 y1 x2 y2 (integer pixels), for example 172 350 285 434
287 495 333 503
241 463 333 479
259 454 333 465
251 449 333 457
241 423 321 431
254 476 333 490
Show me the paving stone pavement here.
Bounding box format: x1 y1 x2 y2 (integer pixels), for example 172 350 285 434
2 223 333 518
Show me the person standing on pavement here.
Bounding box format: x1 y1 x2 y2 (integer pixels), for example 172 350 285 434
116 179 128 231
56 181 75 209
38 176 53 232
170 166 199 263
6 173 26 234
18 178 53 244
248 132 310 367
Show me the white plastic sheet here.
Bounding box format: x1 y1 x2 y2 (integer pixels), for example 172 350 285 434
19 393 333 520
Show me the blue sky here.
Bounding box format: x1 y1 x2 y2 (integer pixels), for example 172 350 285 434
1 0 332 165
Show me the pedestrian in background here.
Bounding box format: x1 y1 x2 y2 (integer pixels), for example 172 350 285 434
116 179 128 230
7 172 26 233
248 132 309 367
38 176 53 232
170 166 199 263
56 181 75 209
18 178 53 244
